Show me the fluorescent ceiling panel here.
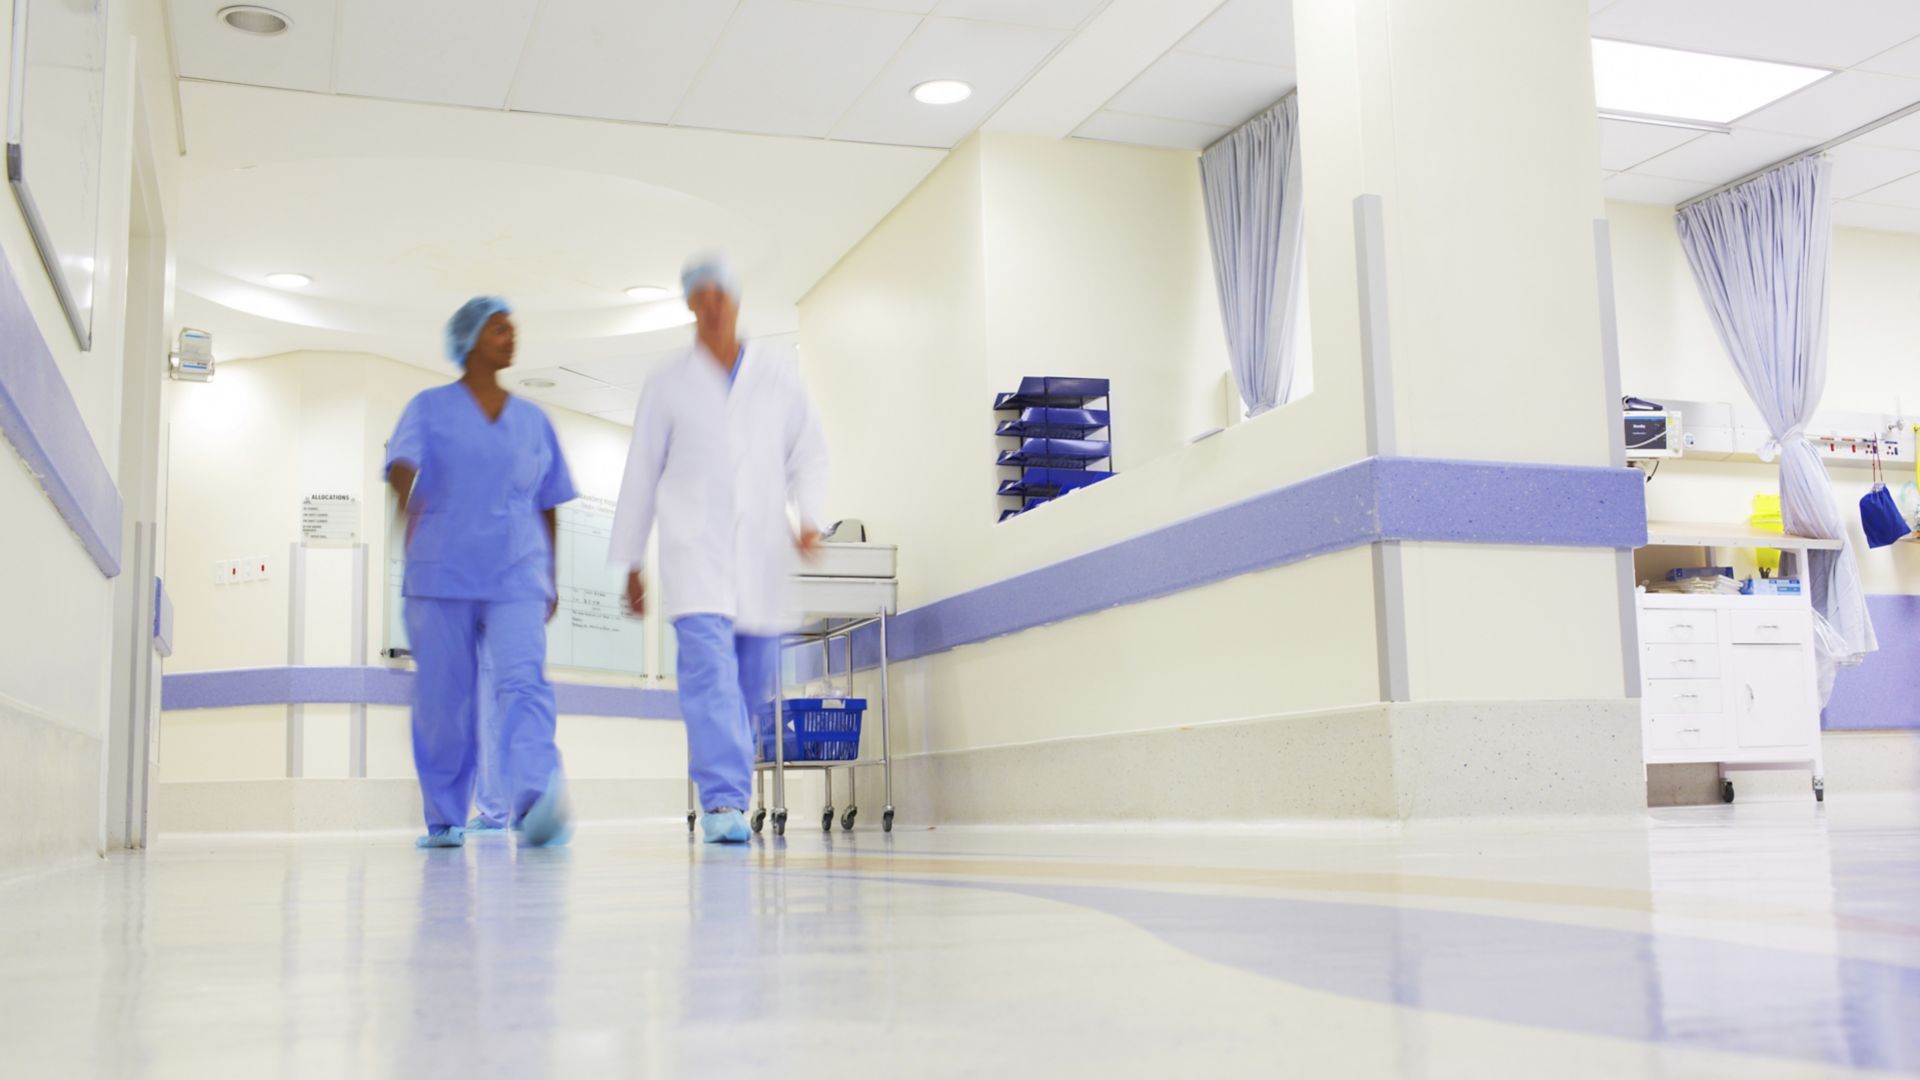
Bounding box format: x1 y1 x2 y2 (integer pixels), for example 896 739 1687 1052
1591 39 1828 124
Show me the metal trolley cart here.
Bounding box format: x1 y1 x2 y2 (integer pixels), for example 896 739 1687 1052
685 544 897 836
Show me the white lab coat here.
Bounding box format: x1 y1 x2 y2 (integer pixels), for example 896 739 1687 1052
608 339 829 636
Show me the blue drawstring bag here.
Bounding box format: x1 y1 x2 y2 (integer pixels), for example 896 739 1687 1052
1861 447 1910 548
1861 484 1909 547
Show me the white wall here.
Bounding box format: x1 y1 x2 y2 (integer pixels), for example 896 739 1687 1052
800 129 1382 774
0 2 182 875
161 350 687 787
1609 200 1920 595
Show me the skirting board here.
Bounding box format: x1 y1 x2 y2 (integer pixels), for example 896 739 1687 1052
881 699 1645 824
1647 730 1920 806
0 700 102 878
156 777 693 834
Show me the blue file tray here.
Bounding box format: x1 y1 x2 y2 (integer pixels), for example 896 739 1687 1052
997 467 1117 499
993 377 1110 410
995 407 1110 440
996 438 1112 468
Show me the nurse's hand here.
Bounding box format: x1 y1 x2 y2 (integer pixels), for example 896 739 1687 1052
547 599 558 623
796 527 822 559
625 571 646 616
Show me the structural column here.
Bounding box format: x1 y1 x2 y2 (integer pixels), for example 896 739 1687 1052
1297 0 1645 814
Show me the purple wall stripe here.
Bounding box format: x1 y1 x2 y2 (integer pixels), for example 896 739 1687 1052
0 248 121 576
1825 594 1920 731
153 577 173 658
882 456 1645 664
161 665 682 720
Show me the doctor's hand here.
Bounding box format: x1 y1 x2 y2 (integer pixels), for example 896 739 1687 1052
625 571 646 617
796 527 822 560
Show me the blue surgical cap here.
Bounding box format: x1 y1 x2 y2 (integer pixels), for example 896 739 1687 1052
444 295 512 367
680 255 741 302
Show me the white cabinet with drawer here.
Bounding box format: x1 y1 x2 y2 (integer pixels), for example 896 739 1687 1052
1636 594 1823 800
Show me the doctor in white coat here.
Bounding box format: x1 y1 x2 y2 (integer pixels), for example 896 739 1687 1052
610 255 830 843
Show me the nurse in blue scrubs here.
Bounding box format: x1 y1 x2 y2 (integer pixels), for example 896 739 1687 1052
386 296 576 848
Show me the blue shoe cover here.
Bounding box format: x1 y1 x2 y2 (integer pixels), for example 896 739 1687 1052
465 815 508 834
416 826 464 849
519 772 573 848
701 809 751 844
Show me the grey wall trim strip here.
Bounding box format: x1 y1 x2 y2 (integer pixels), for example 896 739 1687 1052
1594 218 1643 698
161 666 682 720
1355 193 1408 700
0 236 122 575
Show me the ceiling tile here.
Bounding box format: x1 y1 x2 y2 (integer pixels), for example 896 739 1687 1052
1828 141 1920 198
592 409 638 425
1632 128 1819 183
833 17 1067 147
1831 198 1920 232
508 0 738 124
674 0 922 138
1856 34 1920 78
1597 119 1703 172
1590 0 1920 69
505 366 607 398
932 0 1106 31
1179 0 1294 67
818 0 939 11
1105 51 1294 128
561 349 691 387
169 0 339 93
1855 107 1920 149
532 383 643 416
1849 168 1920 208
1603 171 1715 206
334 0 543 109
1736 70 1920 138
1074 110 1229 151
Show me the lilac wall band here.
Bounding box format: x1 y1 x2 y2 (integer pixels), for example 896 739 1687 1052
162 665 681 720
882 456 1646 663
1825 595 1920 731
0 247 121 576
153 577 174 658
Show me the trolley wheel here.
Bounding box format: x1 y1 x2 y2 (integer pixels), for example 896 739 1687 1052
750 809 766 834
882 808 894 833
841 807 858 831
772 810 788 837
687 811 697 833
822 807 835 833
1813 779 1826 803
1720 780 1735 804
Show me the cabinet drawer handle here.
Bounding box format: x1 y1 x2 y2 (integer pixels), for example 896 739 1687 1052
1746 684 1756 707
1677 693 1698 700
1674 658 1696 665
1756 623 1780 631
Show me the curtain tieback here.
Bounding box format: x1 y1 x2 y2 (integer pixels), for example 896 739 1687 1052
1759 426 1809 463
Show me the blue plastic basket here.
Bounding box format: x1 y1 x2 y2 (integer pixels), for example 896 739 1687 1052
757 698 866 763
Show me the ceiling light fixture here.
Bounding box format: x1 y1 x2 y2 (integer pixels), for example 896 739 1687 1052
219 5 292 35
911 79 973 106
624 285 674 302
520 378 557 390
264 272 310 288
1591 39 1827 125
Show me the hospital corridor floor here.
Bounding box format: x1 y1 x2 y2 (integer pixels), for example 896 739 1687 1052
3 798 1918 1079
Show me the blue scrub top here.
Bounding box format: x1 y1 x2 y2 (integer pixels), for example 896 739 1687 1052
385 384 577 602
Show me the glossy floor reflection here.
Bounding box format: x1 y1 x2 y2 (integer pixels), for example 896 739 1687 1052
3 796 1918 1078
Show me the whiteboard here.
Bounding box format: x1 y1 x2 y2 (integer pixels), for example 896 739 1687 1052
7 0 109 349
384 494 647 676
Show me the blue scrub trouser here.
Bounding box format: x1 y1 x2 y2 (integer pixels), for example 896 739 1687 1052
472 653 510 828
405 597 563 832
675 615 779 813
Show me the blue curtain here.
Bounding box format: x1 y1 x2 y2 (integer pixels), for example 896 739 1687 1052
1200 97 1303 418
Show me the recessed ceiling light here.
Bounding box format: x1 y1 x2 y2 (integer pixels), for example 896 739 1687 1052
625 285 674 302
1591 39 1827 125
912 79 973 106
264 272 310 288
520 377 556 390
219 5 292 35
